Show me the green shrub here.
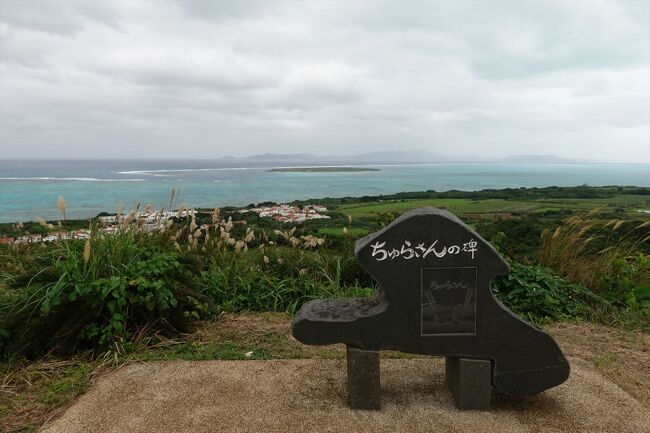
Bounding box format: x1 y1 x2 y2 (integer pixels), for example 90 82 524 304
0 227 210 359
601 254 650 309
492 261 600 323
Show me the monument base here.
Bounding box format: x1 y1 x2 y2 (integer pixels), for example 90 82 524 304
346 346 381 410
445 357 492 410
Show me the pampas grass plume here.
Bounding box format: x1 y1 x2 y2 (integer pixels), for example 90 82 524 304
83 239 91 264
57 196 66 220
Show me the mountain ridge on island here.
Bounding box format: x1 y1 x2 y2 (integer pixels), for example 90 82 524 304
0 151 602 165
215 150 592 165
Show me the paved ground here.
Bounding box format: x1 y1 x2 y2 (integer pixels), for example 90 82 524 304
41 357 649 433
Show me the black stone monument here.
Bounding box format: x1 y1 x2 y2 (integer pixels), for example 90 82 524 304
292 207 569 410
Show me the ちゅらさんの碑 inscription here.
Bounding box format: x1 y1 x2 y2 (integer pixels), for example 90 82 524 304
292 207 569 399
369 238 478 261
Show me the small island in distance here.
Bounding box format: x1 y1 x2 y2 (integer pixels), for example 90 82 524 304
268 167 380 173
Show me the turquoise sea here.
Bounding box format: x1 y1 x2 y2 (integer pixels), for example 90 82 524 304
0 160 648 223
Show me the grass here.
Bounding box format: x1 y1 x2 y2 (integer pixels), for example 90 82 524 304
318 227 369 237
0 358 98 433
595 350 618 369
338 198 546 218
537 195 650 208
538 214 650 294
0 213 373 358
549 322 649 404
35 364 90 408
336 195 650 218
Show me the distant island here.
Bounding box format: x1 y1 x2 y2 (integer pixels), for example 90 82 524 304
268 167 380 173
211 150 598 166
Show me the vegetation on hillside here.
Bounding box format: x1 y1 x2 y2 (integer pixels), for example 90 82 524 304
0 185 648 360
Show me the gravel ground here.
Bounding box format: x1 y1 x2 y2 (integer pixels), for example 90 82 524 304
40 356 649 433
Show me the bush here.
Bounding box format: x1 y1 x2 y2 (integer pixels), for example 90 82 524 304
492 261 600 323
601 254 650 309
0 227 210 359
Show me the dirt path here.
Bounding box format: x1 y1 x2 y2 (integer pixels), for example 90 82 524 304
40 356 649 433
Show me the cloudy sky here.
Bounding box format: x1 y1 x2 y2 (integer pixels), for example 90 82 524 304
0 1 648 161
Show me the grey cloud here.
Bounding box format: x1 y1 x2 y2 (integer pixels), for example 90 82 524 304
0 2 84 35
173 0 274 22
0 0 648 161
0 1 122 35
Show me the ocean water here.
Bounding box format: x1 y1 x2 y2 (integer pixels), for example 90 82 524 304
0 159 648 223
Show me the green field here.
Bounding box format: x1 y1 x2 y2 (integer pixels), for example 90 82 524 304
336 195 650 218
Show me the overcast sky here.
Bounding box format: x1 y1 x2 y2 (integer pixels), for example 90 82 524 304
0 1 648 161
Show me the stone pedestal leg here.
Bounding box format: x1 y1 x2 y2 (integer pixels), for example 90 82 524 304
445 357 492 410
346 346 381 410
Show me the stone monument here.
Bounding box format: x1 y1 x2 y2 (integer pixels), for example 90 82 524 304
292 207 569 410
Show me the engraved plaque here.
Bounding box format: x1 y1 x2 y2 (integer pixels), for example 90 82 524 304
421 267 477 335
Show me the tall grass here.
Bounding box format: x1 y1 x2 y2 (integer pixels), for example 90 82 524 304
0 201 371 359
538 213 650 308
201 247 371 313
0 222 207 358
